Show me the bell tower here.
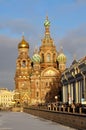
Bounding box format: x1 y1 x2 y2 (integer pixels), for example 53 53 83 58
14 36 31 105
39 16 58 70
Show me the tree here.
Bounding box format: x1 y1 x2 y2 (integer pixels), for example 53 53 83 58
45 81 62 103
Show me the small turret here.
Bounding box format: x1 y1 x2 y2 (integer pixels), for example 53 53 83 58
57 47 67 71
44 16 50 27
57 53 66 64
32 48 41 63
18 36 29 49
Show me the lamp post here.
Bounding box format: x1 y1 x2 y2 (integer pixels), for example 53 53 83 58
55 96 58 104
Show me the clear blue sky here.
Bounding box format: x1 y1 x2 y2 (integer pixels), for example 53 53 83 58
0 0 86 89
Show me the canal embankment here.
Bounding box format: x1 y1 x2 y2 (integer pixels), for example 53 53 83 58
24 107 86 130
0 112 76 130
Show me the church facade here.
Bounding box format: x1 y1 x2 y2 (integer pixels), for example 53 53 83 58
14 17 66 105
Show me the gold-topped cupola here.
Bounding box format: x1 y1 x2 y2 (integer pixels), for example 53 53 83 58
18 36 29 49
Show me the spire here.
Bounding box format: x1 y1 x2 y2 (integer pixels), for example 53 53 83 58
46 16 49 21
72 54 77 65
22 32 24 40
73 54 77 61
44 16 51 38
34 46 38 54
60 46 63 53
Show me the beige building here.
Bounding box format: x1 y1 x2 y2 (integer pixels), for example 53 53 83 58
14 17 67 105
0 88 15 107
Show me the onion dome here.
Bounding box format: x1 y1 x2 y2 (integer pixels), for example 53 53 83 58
44 16 50 27
57 53 67 63
18 36 29 49
32 53 41 63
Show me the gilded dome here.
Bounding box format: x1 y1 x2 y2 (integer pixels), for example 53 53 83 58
32 54 41 63
57 53 67 63
18 36 29 49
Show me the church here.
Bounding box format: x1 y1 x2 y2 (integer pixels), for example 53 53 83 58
14 17 67 105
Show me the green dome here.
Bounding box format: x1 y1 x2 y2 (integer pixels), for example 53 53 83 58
32 54 41 63
57 53 67 63
44 16 50 27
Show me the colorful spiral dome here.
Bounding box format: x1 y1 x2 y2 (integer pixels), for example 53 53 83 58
18 36 29 49
44 16 50 27
57 53 67 63
32 53 41 63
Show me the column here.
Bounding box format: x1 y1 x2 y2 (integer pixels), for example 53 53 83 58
81 73 86 100
80 80 83 101
71 83 73 103
68 84 71 104
78 81 81 103
63 85 65 102
84 76 86 100
75 81 79 103
65 85 68 102
63 85 68 103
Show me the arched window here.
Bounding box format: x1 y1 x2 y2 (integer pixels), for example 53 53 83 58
47 53 51 62
56 60 59 69
36 92 39 97
42 54 44 62
22 60 26 67
53 53 56 62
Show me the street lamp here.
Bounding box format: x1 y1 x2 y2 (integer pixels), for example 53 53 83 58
55 96 58 103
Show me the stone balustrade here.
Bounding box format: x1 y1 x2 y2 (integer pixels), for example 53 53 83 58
24 107 86 130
